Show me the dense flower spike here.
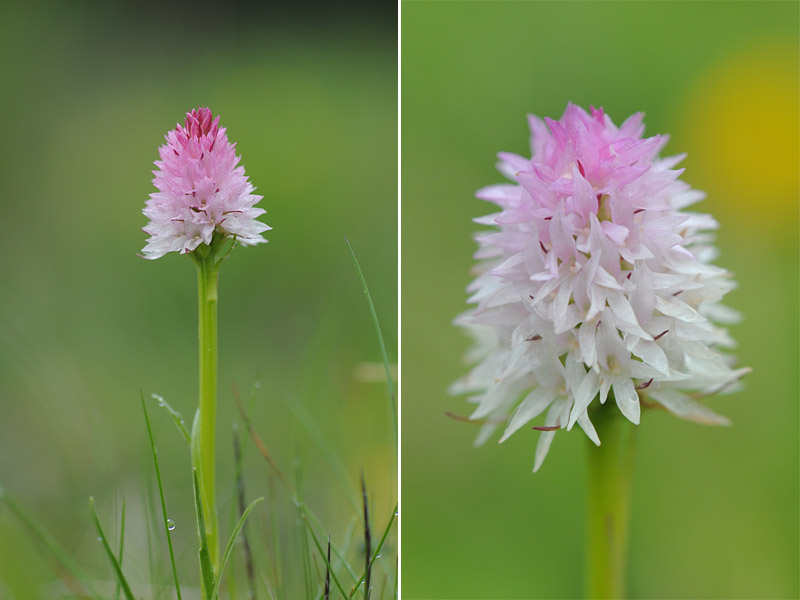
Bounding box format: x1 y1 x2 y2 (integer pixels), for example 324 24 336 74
452 103 747 472
142 107 270 259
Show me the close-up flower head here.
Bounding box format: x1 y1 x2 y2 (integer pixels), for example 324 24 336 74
142 107 270 259
452 103 748 471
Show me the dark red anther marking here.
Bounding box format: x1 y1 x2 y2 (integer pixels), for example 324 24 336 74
577 160 586 178
539 241 548 253
626 272 632 280
634 209 644 214
526 335 542 341
653 330 669 340
636 378 654 390
533 425 561 431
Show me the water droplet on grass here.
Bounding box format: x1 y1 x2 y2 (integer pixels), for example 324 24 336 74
167 519 176 531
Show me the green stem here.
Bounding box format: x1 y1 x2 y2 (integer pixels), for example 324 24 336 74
192 246 220 575
586 401 637 599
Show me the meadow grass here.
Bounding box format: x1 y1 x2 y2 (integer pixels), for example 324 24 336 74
1 241 397 599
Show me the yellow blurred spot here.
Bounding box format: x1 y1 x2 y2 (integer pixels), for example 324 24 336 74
353 361 398 383
680 40 799 229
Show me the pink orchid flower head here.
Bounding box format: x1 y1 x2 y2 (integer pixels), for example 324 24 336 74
452 103 747 472
142 107 270 259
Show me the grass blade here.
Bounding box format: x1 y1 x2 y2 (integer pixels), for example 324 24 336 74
302 515 348 600
344 237 397 446
295 453 314 600
234 380 360 515
361 473 371 600
1 488 102 599
211 496 264 600
151 393 191 446
88 497 135 600
393 555 398 600
233 425 256 599
141 391 184 599
349 503 397 599
324 534 331 600
143 487 158 598
114 498 126 600
282 398 361 514
193 469 217 599
267 477 284 597
233 390 359 584
261 572 279 600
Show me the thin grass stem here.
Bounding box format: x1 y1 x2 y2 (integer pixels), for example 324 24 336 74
211 497 264 600
295 453 314 600
88 497 135 600
233 425 257 599
302 516 349 600
349 504 396 599
324 534 331 600
360 471 371 600
233 389 359 583
114 498 126 600
0 488 101 599
344 238 397 447
261 572 279 600
151 393 191 446
141 392 183 600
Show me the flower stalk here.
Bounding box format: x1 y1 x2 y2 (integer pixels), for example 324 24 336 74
586 399 637 599
143 108 269 595
192 243 220 571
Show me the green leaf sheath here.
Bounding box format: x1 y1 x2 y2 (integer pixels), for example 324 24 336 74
193 470 217 600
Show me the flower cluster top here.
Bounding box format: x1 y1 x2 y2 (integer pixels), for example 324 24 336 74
452 103 747 471
142 107 270 259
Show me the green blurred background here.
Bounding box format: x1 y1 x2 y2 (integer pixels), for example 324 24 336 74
0 2 396 597
402 2 798 599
